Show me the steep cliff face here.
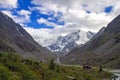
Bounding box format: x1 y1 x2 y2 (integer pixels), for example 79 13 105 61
61 15 120 68
0 11 55 62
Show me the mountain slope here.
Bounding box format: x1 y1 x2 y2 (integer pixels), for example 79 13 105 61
47 30 95 53
61 15 120 68
0 11 55 62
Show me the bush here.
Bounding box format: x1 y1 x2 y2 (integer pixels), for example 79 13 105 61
0 65 11 80
49 59 55 71
56 65 60 72
98 66 103 72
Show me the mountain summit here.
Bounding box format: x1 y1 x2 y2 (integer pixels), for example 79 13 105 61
47 30 95 54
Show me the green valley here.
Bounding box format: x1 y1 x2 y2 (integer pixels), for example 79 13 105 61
0 52 112 80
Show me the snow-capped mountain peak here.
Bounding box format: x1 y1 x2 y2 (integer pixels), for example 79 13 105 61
47 30 95 53
30 29 95 54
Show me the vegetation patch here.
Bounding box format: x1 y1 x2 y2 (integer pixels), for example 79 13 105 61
0 52 112 80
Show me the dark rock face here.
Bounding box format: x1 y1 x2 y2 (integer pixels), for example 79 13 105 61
61 15 120 68
0 11 55 62
105 15 120 34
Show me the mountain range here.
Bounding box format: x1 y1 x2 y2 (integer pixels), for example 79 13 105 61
46 30 95 54
0 11 120 68
0 11 55 62
61 15 120 68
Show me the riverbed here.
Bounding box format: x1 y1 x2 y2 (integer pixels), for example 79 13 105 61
108 70 120 80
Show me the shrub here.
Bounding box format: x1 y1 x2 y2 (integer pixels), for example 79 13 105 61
49 59 55 71
98 66 103 72
0 65 11 80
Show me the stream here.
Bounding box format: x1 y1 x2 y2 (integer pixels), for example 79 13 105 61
108 70 120 80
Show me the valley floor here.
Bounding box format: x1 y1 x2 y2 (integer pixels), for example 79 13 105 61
0 52 112 80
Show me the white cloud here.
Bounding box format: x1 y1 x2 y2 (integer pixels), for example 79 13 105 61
31 0 120 32
37 18 60 28
2 10 31 26
18 10 31 15
0 0 18 8
25 0 120 46
17 10 31 24
61 11 112 32
2 0 120 46
2 10 15 18
24 27 58 46
37 18 46 23
29 6 54 15
110 1 120 17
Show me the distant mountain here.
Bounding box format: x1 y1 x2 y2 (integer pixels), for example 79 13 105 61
61 15 120 68
33 35 56 47
0 11 55 62
46 30 95 54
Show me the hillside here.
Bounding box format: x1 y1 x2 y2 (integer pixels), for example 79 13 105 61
61 15 120 68
0 52 112 80
0 11 55 62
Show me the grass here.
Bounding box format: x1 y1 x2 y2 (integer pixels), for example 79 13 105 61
0 52 112 80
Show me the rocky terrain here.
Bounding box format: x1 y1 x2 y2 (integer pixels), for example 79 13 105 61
47 30 95 54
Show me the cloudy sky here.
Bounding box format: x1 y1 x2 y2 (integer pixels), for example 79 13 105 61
0 0 120 46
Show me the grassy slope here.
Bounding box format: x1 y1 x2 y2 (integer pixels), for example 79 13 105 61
0 52 112 80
